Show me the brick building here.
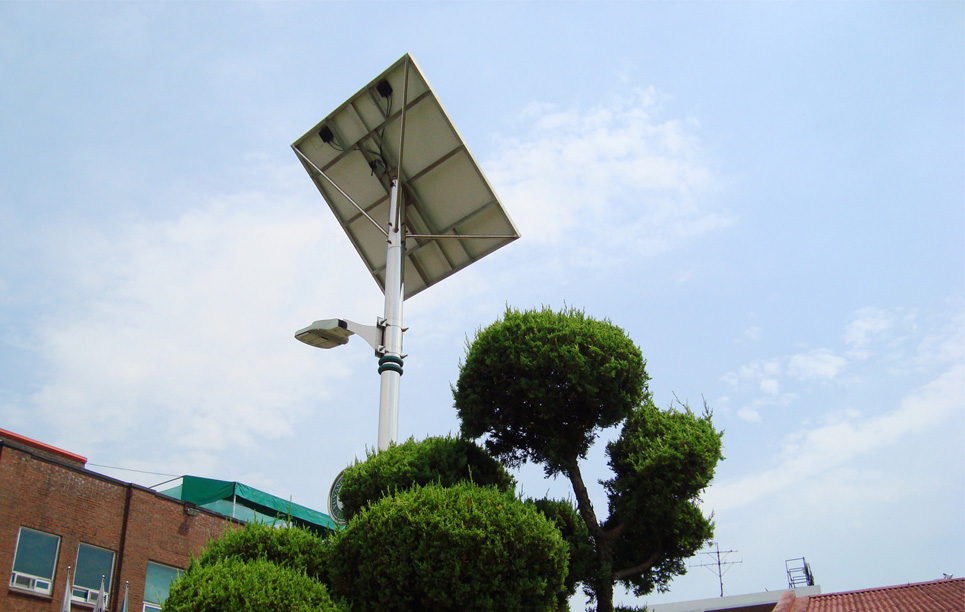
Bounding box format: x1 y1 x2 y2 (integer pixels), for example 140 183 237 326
0 428 331 611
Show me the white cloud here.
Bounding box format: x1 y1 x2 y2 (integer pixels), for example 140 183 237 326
486 89 733 264
721 358 782 389
732 392 798 424
719 304 962 425
912 303 965 371
706 362 965 513
759 378 781 395
742 326 763 343
787 348 847 381
736 405 762 423
844 306 895 351
21 179 382 469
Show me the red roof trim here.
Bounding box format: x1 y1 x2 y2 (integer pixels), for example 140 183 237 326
0 428 88 465
807 578 964 612
814 577 963 597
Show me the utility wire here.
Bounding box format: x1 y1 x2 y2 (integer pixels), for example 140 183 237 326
86 463 180 478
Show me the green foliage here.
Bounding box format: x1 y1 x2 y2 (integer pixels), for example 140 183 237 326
605 400 723 517
454 306 648 475
326 482 569 612
163 557 341 612
338 435 516 519
195 521 329 582
604 400 723 596
454 306 724 612
528 498 596 607
163 522 344 612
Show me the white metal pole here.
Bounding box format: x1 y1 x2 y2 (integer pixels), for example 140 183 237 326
377 178 404 450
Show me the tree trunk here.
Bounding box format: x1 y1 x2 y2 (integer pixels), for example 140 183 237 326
565 461 616 612
565 460 603 538
596 581 615 612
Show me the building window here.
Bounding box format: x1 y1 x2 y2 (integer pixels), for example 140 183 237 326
142 561 181 612
9 527 61 596
71 543 115 605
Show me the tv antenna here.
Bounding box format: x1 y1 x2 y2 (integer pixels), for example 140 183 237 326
691 542 742 597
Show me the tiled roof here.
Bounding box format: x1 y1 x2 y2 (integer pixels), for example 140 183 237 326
806 578 964 612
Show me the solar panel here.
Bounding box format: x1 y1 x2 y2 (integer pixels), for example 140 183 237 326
292 54 520 300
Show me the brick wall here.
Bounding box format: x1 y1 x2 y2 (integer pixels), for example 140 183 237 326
0 429 87 469
0 440 239 612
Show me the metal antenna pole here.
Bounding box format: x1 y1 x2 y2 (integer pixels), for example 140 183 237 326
375 57 409 451
690 542 741 597
377 177 404 450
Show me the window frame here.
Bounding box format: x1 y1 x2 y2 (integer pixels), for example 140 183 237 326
9 526 61 597
142 561 182 612
71 542 115 606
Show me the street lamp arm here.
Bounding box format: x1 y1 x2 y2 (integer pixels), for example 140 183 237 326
341 319 384 354
294 318 385 355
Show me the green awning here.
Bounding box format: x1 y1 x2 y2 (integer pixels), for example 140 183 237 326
160 476 336 533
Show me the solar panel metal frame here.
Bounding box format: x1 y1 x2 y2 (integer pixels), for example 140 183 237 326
292 54 520 300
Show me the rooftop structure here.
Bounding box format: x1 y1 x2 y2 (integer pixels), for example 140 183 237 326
158 475 337 533
646 586 822 612
782 577 964 612
646 578 963 612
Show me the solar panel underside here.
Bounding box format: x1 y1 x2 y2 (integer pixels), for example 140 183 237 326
292 54 519 300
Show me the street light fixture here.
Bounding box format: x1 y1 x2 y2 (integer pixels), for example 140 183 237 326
294 318 382 352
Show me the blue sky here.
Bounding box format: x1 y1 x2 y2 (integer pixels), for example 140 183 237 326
1 1 962 608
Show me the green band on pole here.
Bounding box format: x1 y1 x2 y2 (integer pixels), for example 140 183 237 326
378 363 403 375
378 355 404 376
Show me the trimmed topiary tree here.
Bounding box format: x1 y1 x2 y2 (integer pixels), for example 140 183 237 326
455 306 648 476
163 557 341 612
337 435 516 520
454 306 723 612
195 521 330 582
325 481 569 612
164 522 344 612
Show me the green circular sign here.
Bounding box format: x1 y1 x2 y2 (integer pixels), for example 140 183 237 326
328 471 347 525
